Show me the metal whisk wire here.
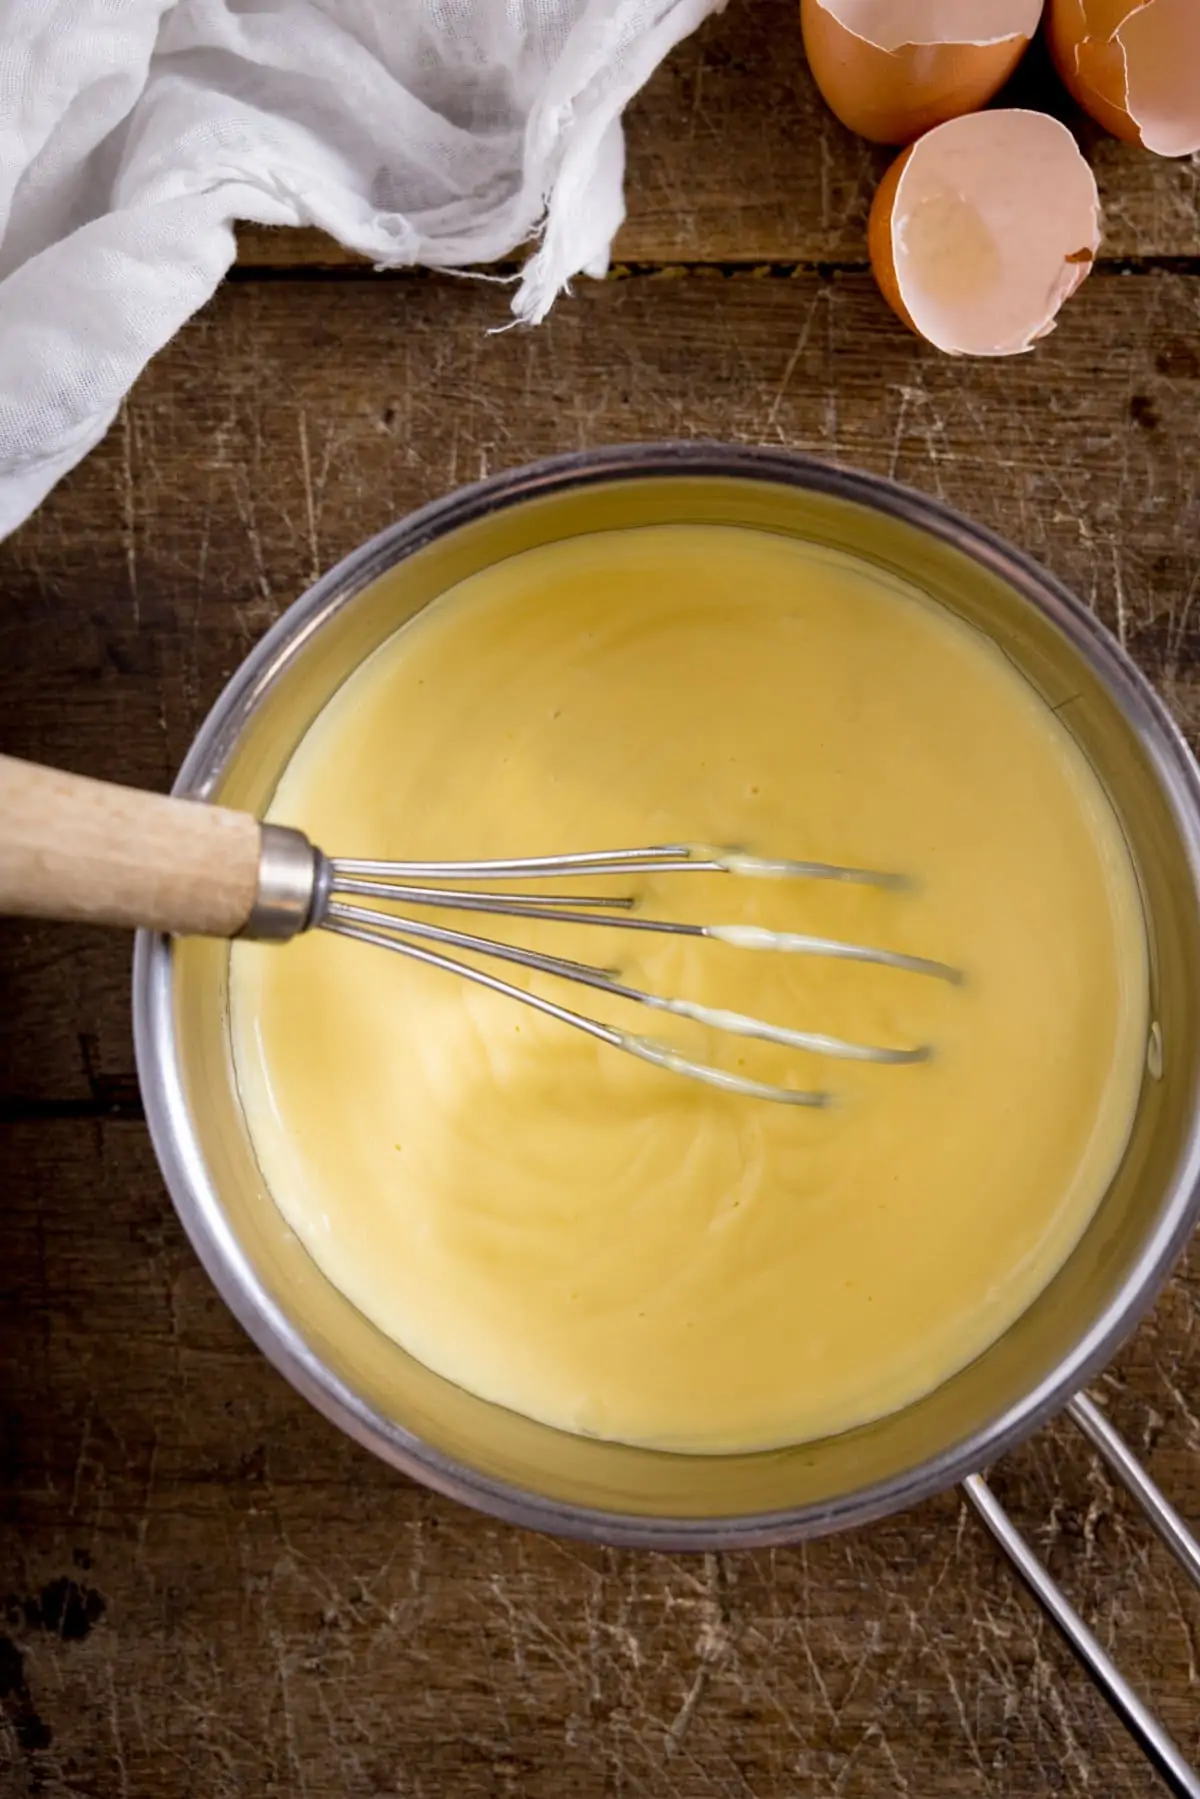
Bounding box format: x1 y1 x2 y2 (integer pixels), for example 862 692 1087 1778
316 843 961 1107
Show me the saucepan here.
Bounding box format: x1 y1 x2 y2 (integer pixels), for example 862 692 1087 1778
133 444 1200 1789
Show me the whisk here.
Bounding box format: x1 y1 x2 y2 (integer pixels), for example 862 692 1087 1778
0 754 960 1106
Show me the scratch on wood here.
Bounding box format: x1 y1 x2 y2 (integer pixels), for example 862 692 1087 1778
69 1395 97 1519
665 1662 710 1752
270 1629 310 1799
297 410 321 588
765 288 825 435
105 1655 132 1799
888 383 915 482
1042 1669 1094 1792
1111 544 1129 650
119 400 139 629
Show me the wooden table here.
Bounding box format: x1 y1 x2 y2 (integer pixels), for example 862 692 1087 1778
2 5 1198 1793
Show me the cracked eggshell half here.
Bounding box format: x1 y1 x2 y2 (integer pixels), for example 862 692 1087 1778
868 110 1101 356
800 0 1045 145
1048 0 1200 157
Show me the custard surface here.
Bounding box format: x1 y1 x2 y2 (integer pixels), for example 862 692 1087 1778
231 526 1147 1452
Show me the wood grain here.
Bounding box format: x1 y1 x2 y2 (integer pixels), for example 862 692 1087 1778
1 1120 1196 1798
234 0 1200 271
1 267 1197 1105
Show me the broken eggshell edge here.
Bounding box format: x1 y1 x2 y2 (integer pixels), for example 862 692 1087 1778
801 0 1041 145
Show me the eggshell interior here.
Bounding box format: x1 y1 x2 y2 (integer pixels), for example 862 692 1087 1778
872 110 1100 356
815 0 1044 51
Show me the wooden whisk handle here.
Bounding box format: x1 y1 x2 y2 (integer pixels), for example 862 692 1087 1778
0 752 264 937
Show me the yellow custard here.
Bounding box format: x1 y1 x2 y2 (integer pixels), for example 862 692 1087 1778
230 524 1148 1453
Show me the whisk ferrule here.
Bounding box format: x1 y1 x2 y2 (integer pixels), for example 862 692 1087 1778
240 825 323 942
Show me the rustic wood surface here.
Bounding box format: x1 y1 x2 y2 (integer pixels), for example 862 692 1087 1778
2 1 1199 1794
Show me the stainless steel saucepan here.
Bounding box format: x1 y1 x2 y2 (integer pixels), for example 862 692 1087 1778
127 445 1200 1793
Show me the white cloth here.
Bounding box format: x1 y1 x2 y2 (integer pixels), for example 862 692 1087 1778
0 0 724 537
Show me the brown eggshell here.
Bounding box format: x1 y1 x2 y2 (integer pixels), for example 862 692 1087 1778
1047 0 1200 155
1047 0 1147 143
866 147 917 334
801 0 1040 145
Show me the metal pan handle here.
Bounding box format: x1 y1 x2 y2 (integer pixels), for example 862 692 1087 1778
963 1391 1200 1799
